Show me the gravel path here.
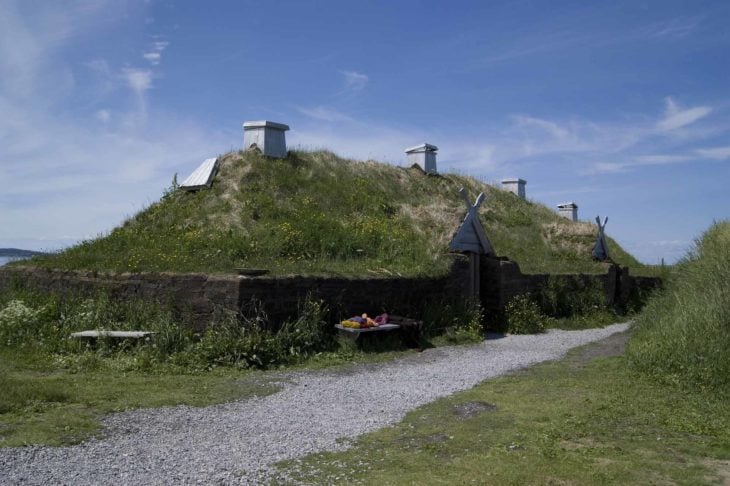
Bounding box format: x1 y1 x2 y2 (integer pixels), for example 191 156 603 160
0 323 629 485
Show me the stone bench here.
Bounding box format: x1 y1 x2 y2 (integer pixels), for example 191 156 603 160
70 330 154 343
334 323 401 343
335 316 424 350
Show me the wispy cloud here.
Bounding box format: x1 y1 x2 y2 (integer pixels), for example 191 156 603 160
143 52 161 64
143 39 169 65
297 106 353 122
289 115 501 177
585 162 628 175
86 58 112 76
656 96 712 131
339 70 368 91
291 93 726 180
95 109 111 123
623 239 691 264
530 186 608 199
477 31 583 65
122 67 153 94
696 146 730 160
512 115 572 140
634 154 694 165
0 2 230 249
585 144 730 175
641 17 702 39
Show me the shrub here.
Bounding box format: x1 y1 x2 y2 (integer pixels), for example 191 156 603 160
275 297 332 358
539 276 606 318
421 298 484 342
505 294 547 334
0 300 46 346
194 296 331 369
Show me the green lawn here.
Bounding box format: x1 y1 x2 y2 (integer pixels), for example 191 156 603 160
277 331 730 485
0 348 278 447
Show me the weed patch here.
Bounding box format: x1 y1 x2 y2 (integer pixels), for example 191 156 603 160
504 294 547 334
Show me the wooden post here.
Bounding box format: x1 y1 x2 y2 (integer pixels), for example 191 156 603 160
469 252 480 299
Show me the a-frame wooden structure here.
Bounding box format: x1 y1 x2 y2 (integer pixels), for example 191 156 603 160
450 188 494 298
450 188 494 255
592 216 610 261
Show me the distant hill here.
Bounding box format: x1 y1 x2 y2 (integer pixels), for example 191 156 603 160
27 150 654 277
0 248 45 258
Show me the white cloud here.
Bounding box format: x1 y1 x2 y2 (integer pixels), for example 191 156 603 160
642 17 702 39
657 96 712 131
586 162 629 174
585 146 729 175
143 52 161 64
0 97 232 245
95 109 110 123
623 239 691 264
297 106 353 122
585 155 691 175
86 58 111 76
634 154 693 164
288 116 500 178
339 70 369 91
512 115 572 139
289 93 728 180
696 146 730 160
0 1 43 97
122 68 153 94
143 39 169 65
0 3 232 249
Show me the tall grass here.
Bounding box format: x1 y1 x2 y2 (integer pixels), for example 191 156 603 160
627 221 730 392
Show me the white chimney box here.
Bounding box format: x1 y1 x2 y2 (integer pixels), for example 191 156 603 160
243 120 289 158
557 202 579 221
405 143 438 174
501 178 526 199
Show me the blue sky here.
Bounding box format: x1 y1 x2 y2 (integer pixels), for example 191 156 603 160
1 0 729 263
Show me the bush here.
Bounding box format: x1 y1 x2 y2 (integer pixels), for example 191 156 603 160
276 298 332 358
421 298 484 343
505 294 547 334
627 221 730 392
539 276 606 318
194 297 331 369
0 300 47 346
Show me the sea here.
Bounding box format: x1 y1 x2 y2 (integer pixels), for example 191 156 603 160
0 256 21 266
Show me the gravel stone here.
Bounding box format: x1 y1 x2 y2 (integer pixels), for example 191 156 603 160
0 323 629 485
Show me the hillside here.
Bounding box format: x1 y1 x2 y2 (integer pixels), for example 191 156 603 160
27 150 648 277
